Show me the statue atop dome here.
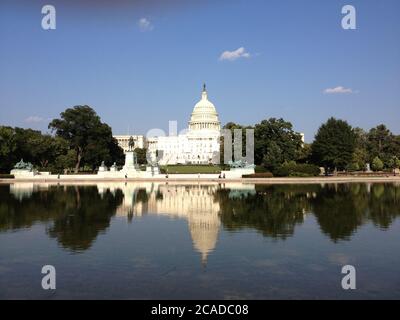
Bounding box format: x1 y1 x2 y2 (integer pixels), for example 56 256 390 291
188 84 221 132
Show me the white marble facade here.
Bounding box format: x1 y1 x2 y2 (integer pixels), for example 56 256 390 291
113 135 145 153
114 85 221 165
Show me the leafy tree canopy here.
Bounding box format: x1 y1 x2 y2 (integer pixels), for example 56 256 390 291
49 105 124 172
254 118 303 171
367 124 400 166
311 117 356 172
134 148 148 165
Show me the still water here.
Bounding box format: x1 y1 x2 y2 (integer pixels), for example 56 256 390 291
0 182 399 299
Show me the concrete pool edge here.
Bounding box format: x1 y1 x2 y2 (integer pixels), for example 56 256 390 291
1 176 400 185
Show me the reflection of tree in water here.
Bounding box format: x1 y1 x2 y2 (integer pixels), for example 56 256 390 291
216 185 316 239
367 183 400 229
311 184 368 242
47 187 123 252
216 183 400 242
1 182 400 249
311 183 400 242
0 185 57 231
0 185 123 252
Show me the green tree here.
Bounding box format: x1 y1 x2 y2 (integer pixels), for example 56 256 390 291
387 156 400 174
296 142 312 164
0 126 70 173
367 124 400 167
134 148 148 165
13 128 43 164
311 117 356 173
224 122 243 130
83 125 124 170
49 105 124 172
346 162 360 172
0 126 17 172
262 142 283 172
352 127 369 171
395 157 400 168
53 149 77 173
21 130 67 168
371 156 384 171
254 118 302 172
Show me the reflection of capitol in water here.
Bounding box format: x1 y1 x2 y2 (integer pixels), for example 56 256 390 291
97 182 255 265
7 181 256 264
9 182 49 201
8 181 400 268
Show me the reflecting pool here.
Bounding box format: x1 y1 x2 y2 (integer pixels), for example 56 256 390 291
0 182 399 299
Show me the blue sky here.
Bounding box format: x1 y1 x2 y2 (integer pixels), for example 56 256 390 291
0 0 399 142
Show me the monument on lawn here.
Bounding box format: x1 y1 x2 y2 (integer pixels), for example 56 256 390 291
220 159 255 178
10 159 37 177
13 159 33 171
146 157 160 176
98 161 108 172
110 162 118 172
228 160 255 169
97 137 159 178
122 136 139 172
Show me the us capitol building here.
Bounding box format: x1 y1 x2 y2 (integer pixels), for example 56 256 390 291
114 85 221 165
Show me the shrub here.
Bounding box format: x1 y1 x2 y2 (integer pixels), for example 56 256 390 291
161 165 222 174
273 166 289 177
371 157 384 171
0 174 14 179
242 172 273 178
346 162 360 172
288 172 314 177
387 156 400 170
274 162 321 177
255 165 269 173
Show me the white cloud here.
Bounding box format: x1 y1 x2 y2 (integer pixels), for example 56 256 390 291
323 86 353 94
219 47 251 61
137 18 154 32
24 116 46 123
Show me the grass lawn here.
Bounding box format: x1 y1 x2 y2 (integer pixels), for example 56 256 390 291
161 165 223 174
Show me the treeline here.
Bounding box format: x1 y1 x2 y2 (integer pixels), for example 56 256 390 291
0 105 124 173
312 118 400 173
0 126 70 173
224 117 400 176
1 104 399 176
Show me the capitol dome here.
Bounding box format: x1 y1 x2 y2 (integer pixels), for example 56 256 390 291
188 84 221 132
